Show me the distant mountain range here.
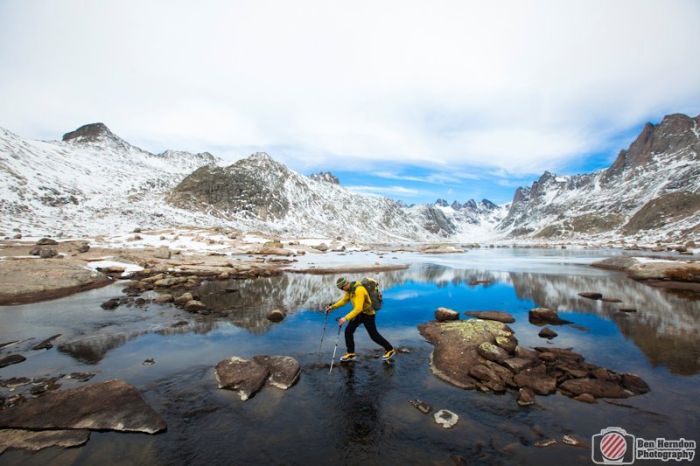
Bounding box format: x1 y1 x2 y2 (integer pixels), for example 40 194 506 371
1 114 698 243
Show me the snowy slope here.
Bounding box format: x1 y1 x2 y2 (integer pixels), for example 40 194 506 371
499 114 700 243
0 123 222 236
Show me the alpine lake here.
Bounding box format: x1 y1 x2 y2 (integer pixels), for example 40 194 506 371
0 248 698 465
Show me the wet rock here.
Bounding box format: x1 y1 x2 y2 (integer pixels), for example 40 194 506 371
433 409 459 429
513 365 557 395
0 355 26 368
561 434 588 448
100 298 120 310
409 399 432 414
30 379 61 396
538 327 558 339
252 355 300 389
578 292 602 300
418 319 515 390
477 342 509 363
495 335 517 353
573 393 596 403
464 311 515 323
153 246 171 259
559 378 630 398
537 351 556 362
517 387 536 407
97 265 125 275
468 364 506 392
0 380 166 433
142 358 156 366
184 300 207 313
215 356 270 401
534 347 584 363
174 292 193 306
36 238 58 246
502 357 536 373
621 373 650 394
154 277 188 287
528 307 572 325
65 372 95 382
0 429 90 454
266 309 287 323
435 307 459 321
154 293 174 304
32 334 62 350
0 377 31 389
534 439 557 448
39 248 58 259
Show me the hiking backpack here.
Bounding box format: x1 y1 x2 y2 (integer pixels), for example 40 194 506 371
360 277 383 311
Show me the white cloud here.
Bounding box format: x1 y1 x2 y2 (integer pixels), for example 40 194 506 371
346 185 424 197
0 0 698 175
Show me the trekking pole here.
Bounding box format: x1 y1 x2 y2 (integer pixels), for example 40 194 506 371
329 319 343 374
318 304 330 355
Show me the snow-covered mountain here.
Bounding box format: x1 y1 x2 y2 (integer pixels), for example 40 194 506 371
500 113 700 243
0 123 221 236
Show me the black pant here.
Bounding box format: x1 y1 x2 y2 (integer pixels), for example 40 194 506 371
345 313 392 353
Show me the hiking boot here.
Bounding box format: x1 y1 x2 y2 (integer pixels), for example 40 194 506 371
382 349 396 361
340 353 356 362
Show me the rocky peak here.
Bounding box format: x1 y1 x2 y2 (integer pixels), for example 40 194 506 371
481 199 498 210
309 171 340 185
63 123 117 143
450 201 463 210
435 199 449 207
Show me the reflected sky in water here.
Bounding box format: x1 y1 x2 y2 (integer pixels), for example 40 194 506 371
0 250 698 465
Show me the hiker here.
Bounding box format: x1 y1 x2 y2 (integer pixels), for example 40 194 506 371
325 277 395 362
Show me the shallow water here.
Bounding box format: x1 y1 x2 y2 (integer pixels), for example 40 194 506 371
0 250 699 465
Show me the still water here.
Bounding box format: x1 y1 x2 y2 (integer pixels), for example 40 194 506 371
0 250 698 465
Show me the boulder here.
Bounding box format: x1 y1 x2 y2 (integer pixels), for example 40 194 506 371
468 364 507 392
538 327 558 339
215 357 270 401
573 393 596 404
417 319 515 390
184 300 207 313
77 243 90 253
516 387 536 407
39 248 58 259
28 246 42 256
154 294 174 304
513 365 557 395
0 354 26 368
174 292 193 305
0 429 90 454
464 311 515 323
435 307 460 321
578 292 602 300
559 378 630 398
0 380 166 433
153 247 171 260
36 238 58 246
100 298 120 310
313 243 328 252
266 309 287 323
495 335 517 353
528 307 571 325
252 355 300 389
621 373 650 394
477 342 509 363
97 265 125 275
502 357 536 373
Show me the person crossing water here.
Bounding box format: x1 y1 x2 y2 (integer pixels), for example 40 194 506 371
325 277 395 362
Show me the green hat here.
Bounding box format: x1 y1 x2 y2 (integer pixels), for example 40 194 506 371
336 277 348 289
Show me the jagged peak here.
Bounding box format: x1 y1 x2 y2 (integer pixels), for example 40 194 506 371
62 122 120 143
309 171 340 184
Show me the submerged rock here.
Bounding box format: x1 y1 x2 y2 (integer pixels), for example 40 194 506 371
32 334 62 350
409 399 432 414
0 355 26 369
0 429 90 454
538 327 558 339
0 380 166 434
464 311 515 323
266 309 287 323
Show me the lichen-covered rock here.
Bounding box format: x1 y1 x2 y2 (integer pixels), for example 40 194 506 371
477 342 509 363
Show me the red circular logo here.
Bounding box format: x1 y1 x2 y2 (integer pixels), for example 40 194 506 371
600 432 627 460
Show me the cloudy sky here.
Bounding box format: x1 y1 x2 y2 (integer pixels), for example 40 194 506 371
1 0 699 204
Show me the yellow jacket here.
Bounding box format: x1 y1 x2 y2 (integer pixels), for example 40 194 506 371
329 282 374 321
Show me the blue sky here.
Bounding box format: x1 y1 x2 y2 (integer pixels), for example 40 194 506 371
1 1 699 206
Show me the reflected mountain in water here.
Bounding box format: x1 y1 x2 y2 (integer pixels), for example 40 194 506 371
508 272 700 375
